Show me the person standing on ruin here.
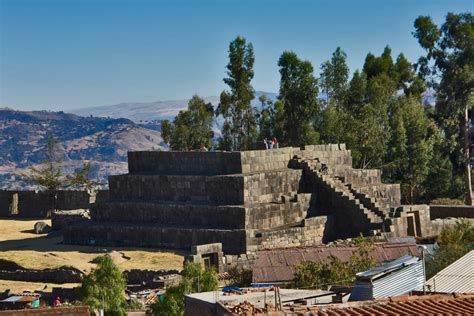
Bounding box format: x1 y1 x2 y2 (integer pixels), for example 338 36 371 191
263 138 269 149
267 138 273 149
273 137 279 149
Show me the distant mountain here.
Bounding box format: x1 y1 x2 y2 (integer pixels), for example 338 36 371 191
71 91 278 123
0 109 165 189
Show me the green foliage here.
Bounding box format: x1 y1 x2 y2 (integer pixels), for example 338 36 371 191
385 97 433 203
78 255 127 316
319 47 349 108
278 51 320 146
226 266 253 287
426 220 474 279
413 12 474 204
161 95 214 150
318 105 347 144
23 132 64 191
217 36 257 150
294 237 375 289
68 161 96 192
151 261 218 316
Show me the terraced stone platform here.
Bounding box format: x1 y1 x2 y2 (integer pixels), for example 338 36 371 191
64 144 429 255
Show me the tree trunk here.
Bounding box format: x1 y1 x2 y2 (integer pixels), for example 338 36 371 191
463 106 473 205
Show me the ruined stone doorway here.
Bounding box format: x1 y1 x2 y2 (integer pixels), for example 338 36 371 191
202 253 218 270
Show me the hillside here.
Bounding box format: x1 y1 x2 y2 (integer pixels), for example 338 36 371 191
71 91 278 122
0 109 165 189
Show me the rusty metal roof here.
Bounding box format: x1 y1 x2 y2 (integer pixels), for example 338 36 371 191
252 242 420 283
289 294 474 315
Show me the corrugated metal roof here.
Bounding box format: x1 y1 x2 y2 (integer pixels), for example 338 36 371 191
425 250 474 293
350 257 424 301
0 296 38 303
252 242 420 283
356 255 419 280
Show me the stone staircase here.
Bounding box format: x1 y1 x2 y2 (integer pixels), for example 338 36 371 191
291 155 389 237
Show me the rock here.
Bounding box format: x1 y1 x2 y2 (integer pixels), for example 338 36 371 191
34 221 51 234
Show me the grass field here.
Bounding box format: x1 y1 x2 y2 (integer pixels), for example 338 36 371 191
0 218 186 292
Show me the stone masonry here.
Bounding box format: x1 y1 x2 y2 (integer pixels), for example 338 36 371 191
63 144 464 255
63 148 329 254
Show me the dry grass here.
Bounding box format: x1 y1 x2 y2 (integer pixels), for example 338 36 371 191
0 218 185 292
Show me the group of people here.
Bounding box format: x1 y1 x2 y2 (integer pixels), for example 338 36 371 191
263 137 279 150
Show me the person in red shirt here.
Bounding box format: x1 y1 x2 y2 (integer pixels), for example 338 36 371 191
53 297 61 307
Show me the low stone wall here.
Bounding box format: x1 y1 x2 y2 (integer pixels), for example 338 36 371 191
386 205 473 239
223 253 256 272
0 190 90 218
0 267 84 283
51 209 90 231
429 205 474 220
124 269 181 287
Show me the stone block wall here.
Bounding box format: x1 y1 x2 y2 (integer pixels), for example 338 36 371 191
342 169 382 186
0 190 90 218
240 147 299 173
243 169 302 204
385 205 470 238
64 223 248 254
244 194 311 230
128 151 242 175
108 174 245 204
108 169 302 205
51 210 90 231
357 184 401 207
247 216 327 252
91 202 247 229
429 205 474 220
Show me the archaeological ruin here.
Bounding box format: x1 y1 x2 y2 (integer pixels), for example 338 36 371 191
63 144 472 255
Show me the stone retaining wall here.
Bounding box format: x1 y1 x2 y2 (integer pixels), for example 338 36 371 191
92 202 246 229
51 210 90 231
0 190 90 218
0 267 84 283
108 169 302 205
357 184 401 207
128 151 242 175
429 205 474 220
64 223 248 254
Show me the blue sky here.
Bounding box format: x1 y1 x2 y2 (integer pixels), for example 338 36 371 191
1 0 472 111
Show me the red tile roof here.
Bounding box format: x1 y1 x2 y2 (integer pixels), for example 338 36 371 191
253 242 420 283
288 293 474 315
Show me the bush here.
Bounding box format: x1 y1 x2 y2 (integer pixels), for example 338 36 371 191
294 236 375 289
151 261 218 316
227 266 253 287
426 220 474 278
